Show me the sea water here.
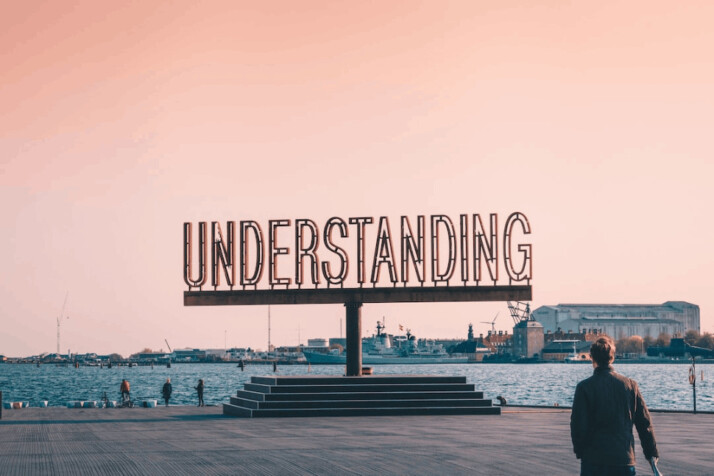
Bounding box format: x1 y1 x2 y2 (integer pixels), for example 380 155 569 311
0 362 711 410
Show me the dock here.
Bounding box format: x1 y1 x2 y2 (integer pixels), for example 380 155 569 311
1 406 711 475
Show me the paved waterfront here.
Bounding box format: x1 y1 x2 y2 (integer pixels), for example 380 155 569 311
1 406 711 475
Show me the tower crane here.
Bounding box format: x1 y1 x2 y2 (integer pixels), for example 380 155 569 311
507 301 532 325
164 339 173 353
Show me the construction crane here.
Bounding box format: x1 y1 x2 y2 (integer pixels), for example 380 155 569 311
164 339 173 353
481 312 499 332
507 301 532 325
57 292 69 355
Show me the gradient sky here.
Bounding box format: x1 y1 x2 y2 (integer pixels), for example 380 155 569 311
2 1 712 357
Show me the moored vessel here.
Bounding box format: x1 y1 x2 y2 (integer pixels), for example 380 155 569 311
304 320 469 364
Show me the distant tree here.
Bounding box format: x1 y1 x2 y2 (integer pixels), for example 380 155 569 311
329 343 344 353
617 336 644 355
695 332 714 350
684 330 700 345
108 353 123 362
654 333 671 348
129 348 153 358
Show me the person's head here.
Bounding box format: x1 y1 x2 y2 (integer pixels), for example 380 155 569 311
166 378 171 383
199 379 203 384
590 336 615 368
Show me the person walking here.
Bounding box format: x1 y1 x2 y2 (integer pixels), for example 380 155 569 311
162 378 172 407
571 336 660 475
194 379 205 407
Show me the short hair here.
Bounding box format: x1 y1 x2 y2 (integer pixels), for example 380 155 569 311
590 336 615 367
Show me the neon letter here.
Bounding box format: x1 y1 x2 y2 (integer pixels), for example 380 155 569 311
184 222 207 289
504 212 532 283
322 217 349 285
371 216 398 285
211 221 235 289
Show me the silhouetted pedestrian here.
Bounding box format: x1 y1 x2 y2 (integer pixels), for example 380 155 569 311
273 361 277 372
162 378 172 407
238 360 244 371
194 379 205 407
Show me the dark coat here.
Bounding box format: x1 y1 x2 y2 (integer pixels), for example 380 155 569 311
571 366 659 465
162 382 172 399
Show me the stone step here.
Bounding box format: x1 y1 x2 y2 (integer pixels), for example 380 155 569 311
250 375 467 386
237 389 484 402
223 403 501 418
243 382 475 394
230 396 494 410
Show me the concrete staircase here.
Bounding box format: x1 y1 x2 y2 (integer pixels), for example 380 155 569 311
223 375 501 418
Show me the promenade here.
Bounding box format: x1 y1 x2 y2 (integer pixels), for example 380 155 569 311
1 406 711 475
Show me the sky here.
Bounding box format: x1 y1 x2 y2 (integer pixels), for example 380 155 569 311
1 1 713 357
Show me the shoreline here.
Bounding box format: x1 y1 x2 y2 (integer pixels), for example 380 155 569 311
3 358 713 366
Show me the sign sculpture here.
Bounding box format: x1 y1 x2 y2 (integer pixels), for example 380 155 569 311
184 212 533 375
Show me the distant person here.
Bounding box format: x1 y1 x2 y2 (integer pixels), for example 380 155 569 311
194 379 205 407
162 378 172 407
571 336 660 475
238 360 244 371
273 361 277 372
120 379 130 403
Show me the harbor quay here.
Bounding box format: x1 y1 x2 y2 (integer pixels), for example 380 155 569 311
1 406 712 475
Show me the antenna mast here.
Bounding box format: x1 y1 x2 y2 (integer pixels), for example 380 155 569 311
57 292 69 355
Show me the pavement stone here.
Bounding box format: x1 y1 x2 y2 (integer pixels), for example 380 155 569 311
0 406 711 475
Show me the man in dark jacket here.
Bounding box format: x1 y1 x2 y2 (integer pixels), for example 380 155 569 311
571 336 659 475
162 378 172 407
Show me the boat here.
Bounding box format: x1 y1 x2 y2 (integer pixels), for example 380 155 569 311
303 320 469 364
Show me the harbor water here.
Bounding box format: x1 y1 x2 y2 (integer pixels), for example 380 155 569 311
1 362 712 411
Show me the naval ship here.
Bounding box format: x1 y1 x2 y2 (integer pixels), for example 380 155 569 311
303 320 469 364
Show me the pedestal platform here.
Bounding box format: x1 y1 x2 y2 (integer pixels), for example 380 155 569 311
223 375 501 418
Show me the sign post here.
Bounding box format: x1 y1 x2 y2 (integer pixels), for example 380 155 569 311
345 302 362 376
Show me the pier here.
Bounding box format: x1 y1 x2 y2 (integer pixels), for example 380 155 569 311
1 406 711 475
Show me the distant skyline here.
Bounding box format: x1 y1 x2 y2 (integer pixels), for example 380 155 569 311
2 1 712 357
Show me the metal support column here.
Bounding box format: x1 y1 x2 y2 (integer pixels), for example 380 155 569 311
345 302 363 377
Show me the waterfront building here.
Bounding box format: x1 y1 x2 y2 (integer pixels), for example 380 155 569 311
307 338 328 348
329 337 346 348
480 330 512 354
531 302 699 339
173 348 207 362
544 329 601 343
541 340 591 362
227 348 251 360
134 352 171 363
512 320 544 359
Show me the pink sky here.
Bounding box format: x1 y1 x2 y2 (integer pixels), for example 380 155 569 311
2 1 713 357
